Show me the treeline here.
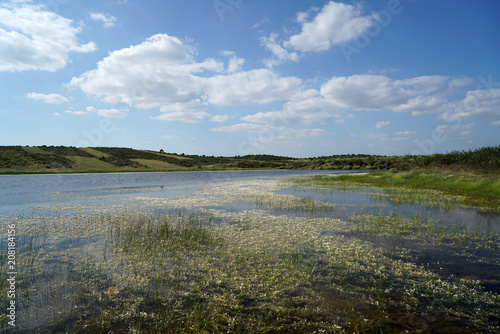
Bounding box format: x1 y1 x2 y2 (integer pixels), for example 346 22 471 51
0 145 498 172
307 146 500 171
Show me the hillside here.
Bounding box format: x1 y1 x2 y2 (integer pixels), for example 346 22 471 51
0 145 498 174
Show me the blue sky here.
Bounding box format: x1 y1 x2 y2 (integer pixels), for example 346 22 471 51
1 0 499 157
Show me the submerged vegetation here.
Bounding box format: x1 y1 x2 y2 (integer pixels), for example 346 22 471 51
1 145 498 331
1 171 499 332
2 144 498 174
300 168 500 211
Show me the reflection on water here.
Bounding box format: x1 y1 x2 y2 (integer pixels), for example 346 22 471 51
275 186 500 233
0 170 339 214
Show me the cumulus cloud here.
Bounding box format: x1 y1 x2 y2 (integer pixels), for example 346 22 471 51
69 34 301 122
153 99 228 123
27 92 69 104
69 34 222 108
434 123 475 134
393 96 447 115
64 109 87 116
284 1 377 53
242 74 453 127
320 75 449 111
90 12 117 28
375 121 389 128
220 51 245 73
0 2 96 72
439 88 500 121
242 109 332 126
447 76 475 89
203 69 302 105
87 106 127 118
210 123 328 140
260 32 298 68
394 131 416 136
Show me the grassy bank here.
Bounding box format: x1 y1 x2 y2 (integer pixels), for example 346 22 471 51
3 145 498 174
301 168 500 211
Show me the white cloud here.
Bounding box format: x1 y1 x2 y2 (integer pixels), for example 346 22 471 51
241 89 334 125
459 130 472 136
27 92 69 104
320 75 449 111
394 131 416 136
64 109 87 116
284 1 377 53
375 121 389 128
70 34 223 109
153 111 214 123
242 109 332 126
70 34 301 123
210 123 328 140
0 2 96 72
203 69 302 105
153 99 227 123
439 88 500 121
227 56 245 73
448 76 475 89
240 74 454 127
221 51 245 73
90 12 117 28
435 123 475 134
393 96 446 115
87 106 127 118
260 32 298 68
491 120 500 126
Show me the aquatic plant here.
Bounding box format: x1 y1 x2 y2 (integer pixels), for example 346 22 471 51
1 175 498 332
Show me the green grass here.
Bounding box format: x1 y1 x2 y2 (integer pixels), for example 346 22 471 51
66 156 118 170
303 168 500 211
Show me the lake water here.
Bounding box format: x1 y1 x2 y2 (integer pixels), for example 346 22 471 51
1 169 498 230
1 170 499 332
0 170 340 214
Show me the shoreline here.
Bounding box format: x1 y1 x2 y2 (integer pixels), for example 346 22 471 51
0 167 379 176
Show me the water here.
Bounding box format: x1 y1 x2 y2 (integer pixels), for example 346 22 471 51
3 169 497 231
0 170 342 214
275 185 500 233
1 170 499 332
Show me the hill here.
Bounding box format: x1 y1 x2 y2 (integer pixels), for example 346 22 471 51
0 145 498 174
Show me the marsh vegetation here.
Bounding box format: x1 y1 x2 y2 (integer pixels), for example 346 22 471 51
1 169 498 333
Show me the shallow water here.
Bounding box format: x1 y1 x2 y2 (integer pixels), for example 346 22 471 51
0 170 341 214
1 169 498 333
276 185 500 233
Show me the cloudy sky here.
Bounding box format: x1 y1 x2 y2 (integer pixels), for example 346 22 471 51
1 0 499 157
